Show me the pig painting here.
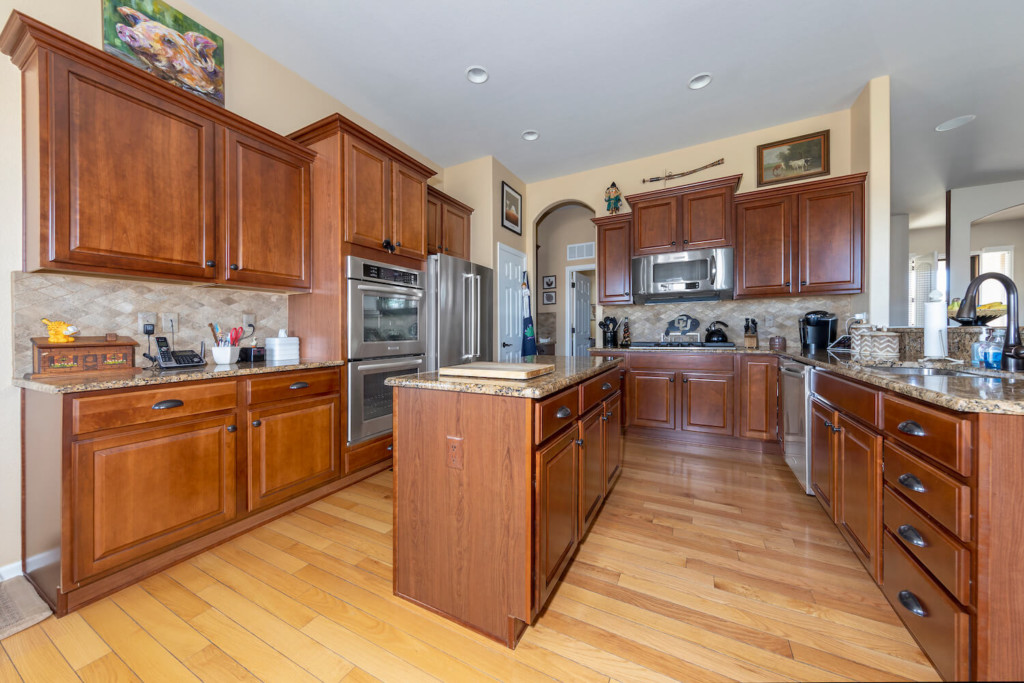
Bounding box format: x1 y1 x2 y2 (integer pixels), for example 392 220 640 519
102 1 225 106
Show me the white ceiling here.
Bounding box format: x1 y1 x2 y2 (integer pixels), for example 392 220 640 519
188 0 1024 230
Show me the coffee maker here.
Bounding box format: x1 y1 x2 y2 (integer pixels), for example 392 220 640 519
799 310 838 352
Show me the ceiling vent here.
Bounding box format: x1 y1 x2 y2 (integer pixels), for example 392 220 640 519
567 242 595 261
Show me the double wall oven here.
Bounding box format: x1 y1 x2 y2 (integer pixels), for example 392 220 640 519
346 256 425 445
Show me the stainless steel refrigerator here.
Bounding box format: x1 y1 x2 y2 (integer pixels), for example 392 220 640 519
425 254 493 371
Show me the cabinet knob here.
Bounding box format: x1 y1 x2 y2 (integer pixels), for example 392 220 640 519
800 280 807 286
897 472 927 493
897 420 926 437
576 439 584 447
252 419 262 427
395 241 402 248
683 239 689 244
897 590 927 618
671 241 676 245
556 406 572 419
831 425 841 433
823 419 833 428
226 425 237 433
669 377 675 383
784 281 791 287
386 444 393 452
205 260 216 268
230 263 239 271
601 415 608 421
606 411 613 418
682 378 689 383
897 524 928 548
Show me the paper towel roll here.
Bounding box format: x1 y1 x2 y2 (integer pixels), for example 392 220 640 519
923 301 948 358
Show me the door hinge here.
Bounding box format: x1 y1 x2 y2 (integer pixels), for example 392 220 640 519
572 327 576 333
571 282 576 288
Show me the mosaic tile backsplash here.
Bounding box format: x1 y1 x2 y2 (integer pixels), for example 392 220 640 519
13 272 289 376
600 295 856 347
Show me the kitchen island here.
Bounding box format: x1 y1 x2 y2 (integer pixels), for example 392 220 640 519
386 355 623 647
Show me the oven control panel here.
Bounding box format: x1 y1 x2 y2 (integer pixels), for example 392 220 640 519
363 263 419 286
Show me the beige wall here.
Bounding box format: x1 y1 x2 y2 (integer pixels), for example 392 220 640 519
0 1 438 572
536 204 598 352
909 226 946 255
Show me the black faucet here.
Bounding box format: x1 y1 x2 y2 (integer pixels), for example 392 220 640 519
954 272 1023 371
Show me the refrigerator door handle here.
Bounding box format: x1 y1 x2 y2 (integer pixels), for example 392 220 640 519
463 273 474 359
474 274 482 357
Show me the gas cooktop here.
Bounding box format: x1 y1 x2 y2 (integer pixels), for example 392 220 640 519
628 341 736 348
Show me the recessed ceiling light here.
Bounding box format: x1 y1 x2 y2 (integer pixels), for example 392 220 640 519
935 114 975 132
688 72 712 90
521 130 540 141
465 65 489 84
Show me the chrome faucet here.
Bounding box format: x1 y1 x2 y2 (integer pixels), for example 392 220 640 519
954 272 1024 371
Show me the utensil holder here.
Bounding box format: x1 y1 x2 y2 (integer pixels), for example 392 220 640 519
212 346 240 365
602 330 618 348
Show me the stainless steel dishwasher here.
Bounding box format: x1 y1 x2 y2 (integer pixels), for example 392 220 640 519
780 360 813 494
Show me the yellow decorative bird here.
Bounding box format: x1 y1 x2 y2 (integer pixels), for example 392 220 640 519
41 318 79 343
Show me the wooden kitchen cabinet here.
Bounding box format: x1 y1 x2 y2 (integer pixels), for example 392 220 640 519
246 395 341 511
578 406 605 535
809 397 838 520
535 429 579 610
592 214 633 304
627 370 677 429
836 413 882 579
604 392 623 490
427 186 473 260
70 414 237 584
2 14 315 290
625 175 741 255
391 160 429 259
680 371 734 435
222 128 311 289
734 173 866 298
738 355 779 440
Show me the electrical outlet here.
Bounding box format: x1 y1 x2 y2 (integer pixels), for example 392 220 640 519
446 436 464 470
242 313 255 328
160 312 179 333
764 314 775 328
137 312 157 334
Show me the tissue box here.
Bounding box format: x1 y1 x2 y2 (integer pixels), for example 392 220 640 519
265 336 300 361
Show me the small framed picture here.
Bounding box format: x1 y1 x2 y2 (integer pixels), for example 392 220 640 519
757 129 830 186
542 291 556 305
501 181 522 235
542 275 556 290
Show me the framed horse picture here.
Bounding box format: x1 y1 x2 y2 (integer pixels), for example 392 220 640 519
757 130 829 186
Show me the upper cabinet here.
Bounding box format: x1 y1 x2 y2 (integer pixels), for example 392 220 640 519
426 186 473 261
293 114 436 261
625 175 740 255
0 12 314 291
734 173 866 298
592 214 632 305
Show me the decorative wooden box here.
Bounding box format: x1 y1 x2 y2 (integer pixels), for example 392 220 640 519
30 336 141 379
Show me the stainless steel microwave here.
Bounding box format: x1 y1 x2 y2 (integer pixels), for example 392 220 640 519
631 247 734 303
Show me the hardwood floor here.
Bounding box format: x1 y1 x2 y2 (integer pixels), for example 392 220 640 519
1 435 939 681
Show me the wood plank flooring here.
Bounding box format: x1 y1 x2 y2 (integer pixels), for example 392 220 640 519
1 436 939 681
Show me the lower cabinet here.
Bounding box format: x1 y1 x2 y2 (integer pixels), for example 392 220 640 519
680 371 734 435
835 414 882 577
809 397 838 520
247 395 341 511
738 355 779 440
604 392 623 488
627 370 676 428
579 406 605 535
71 414 237 583
535 429 579 608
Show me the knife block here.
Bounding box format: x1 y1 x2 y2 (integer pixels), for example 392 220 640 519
743 333 759 349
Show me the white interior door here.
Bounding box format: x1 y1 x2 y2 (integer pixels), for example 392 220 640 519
497 243 527 362
571 272 591 356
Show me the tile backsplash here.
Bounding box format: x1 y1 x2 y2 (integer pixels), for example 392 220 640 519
12 272 288 376
600 295 856 346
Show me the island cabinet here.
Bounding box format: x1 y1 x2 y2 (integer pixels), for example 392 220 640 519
810 369 1024 681
734 172 866 298
21 365 387 617
0 13 314 291
390 359 623 648
625 174 741 255
592 214 633 304
426 186 474 260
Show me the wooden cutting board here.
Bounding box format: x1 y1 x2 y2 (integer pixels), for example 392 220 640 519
438 362 555 380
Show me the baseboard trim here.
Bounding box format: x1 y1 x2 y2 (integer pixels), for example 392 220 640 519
0 559 23 580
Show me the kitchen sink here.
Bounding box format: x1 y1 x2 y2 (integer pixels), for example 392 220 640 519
865 366 981 377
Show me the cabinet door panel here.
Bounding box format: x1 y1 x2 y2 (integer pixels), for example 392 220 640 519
248 395 340 511
837 414 882 578
52 55 215 278
223 129 311 289
72 416 236 583
442 204 471 260
426 193 442 255
579 408 605 535
633 198 678 255
797 184 863 294
682 187 732 249
735 197 793 297
681 372 734 435
739 356 778 440
536 431 578 609
809 398 837 520
604 393 623 490
391 161 428 259
344 135 389 250
596 217 632 304
626 371 676 429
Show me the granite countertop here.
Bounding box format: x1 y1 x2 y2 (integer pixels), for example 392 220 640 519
386 356 622 399
14 359 345 394
590 345 1024 415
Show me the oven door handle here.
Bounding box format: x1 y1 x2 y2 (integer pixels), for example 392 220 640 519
354 358 424 373
356 283 424 299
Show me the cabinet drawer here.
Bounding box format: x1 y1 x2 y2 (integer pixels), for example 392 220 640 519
580 369 620 413
536 387 579 444
884 486 971 604
247 368 341 405
881 533 969 682
628 353 733 371
346 436 392 476
882 395 971 476
812 371 879 428
72 381 237 435
883 443 971 541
